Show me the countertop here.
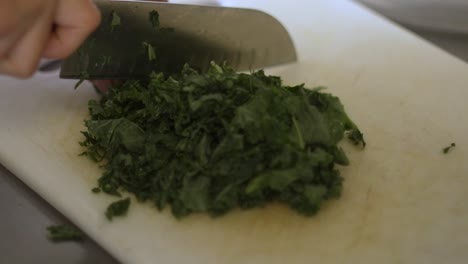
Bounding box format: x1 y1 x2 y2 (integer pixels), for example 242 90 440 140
0 164 116 263
1 1 467 263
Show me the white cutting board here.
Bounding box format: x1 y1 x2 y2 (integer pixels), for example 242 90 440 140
1 0 468 263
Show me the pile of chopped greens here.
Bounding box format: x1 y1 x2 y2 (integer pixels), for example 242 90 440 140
80 62 364 218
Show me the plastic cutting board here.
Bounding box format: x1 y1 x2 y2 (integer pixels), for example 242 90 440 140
1 0 467 263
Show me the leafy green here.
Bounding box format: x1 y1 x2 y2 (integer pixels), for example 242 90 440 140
149 10 160 28
148 10 174 32
110 10 121 32
142 42 157 61
443 143 456 154
47 225 84 242
347 129 366 148
105 198 131 221
80 62 364 218
74 71 89 90
98 55 112 68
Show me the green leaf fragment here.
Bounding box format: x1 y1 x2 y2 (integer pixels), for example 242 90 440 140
442 143 456 154
303 185 327 208
47 225 84 242
105 198 131 221
180 177 211 212
348 129 366 148
74 71 89 90
291 116 305 149
98 55 112 68
110 10 121 32
143 42 156 61
149 10 160 28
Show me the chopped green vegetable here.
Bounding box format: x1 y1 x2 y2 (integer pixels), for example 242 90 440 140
92 187 101 193
74 71 89 90
47 225 84 242
80 62 364 218
347 129 366 148
105 198 131 220
142 42 157 61
442 143 456 154
110 10 121 32
98 55 112 68
149 10 160 28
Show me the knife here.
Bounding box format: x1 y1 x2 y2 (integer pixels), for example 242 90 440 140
59 0 297 79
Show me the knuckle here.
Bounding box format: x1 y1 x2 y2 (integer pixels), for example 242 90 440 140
15 68 35 78
12 62 37 78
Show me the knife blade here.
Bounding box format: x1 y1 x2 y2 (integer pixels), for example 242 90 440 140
59 0 296 79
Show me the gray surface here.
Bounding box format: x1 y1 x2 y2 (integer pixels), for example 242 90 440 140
0 165 118 264
1 3 468 264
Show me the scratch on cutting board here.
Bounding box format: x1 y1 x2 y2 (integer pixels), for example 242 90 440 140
27 137 51 155
352 68 365 87
341 186 373 263
58 110 89 159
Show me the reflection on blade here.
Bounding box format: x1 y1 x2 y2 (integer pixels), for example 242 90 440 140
60 1 296 79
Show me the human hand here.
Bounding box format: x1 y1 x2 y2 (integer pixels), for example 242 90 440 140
0 0 101 78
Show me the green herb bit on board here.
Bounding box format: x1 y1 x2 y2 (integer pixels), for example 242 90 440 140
106 198 131 221
442 143 456 154
347 129 366 148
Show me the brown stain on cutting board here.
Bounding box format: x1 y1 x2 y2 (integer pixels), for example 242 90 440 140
31 82 103 185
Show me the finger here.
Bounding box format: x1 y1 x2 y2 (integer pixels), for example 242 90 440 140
0 4 55 78
0 26 30 61
42 0 101 59
0 2 38 60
